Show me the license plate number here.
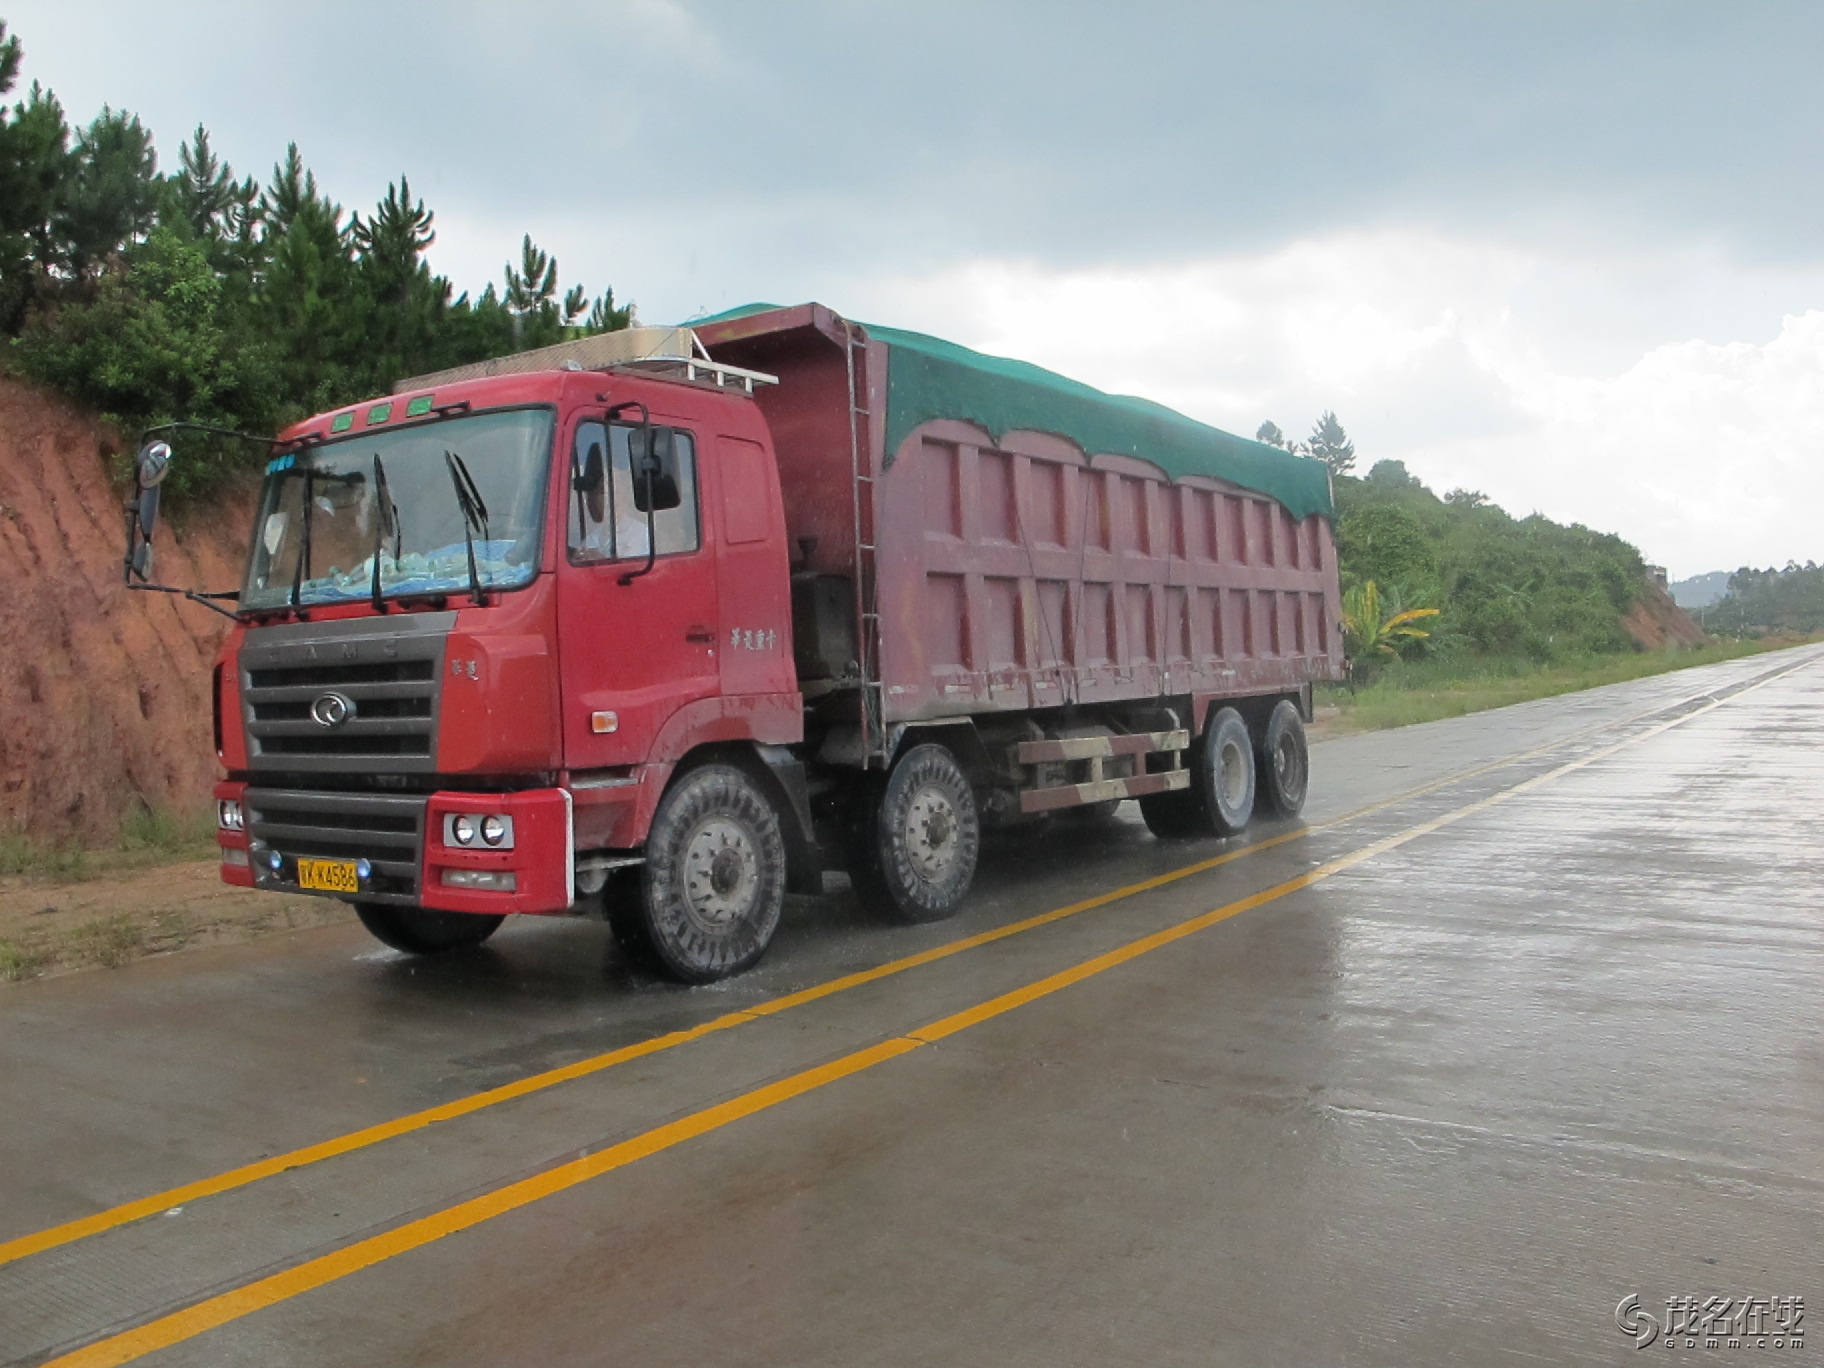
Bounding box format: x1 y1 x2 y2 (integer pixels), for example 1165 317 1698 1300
297 858 360 893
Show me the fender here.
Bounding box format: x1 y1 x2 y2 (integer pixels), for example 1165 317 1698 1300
647 691 803 764
610 691 804 848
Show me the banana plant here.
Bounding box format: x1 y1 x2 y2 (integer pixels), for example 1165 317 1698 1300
1341 580 1441 685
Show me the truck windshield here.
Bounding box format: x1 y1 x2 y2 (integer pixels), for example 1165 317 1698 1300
241 408 554 609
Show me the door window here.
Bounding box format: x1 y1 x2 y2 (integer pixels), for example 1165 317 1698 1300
569 421 699 563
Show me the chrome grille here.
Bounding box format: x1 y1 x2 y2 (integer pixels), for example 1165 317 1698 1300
240 613 452 774
245 787 426 903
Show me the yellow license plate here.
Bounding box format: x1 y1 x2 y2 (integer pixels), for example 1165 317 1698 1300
297 857 360 893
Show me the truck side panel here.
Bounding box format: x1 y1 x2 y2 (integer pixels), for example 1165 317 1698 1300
876 424 1341 723
700 308 1343 731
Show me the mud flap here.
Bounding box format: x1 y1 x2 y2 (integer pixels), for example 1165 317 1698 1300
755 744 824 895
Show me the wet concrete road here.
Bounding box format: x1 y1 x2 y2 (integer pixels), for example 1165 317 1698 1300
3 646 1821 1366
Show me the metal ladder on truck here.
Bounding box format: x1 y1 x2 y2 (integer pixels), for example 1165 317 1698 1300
845 322 887 769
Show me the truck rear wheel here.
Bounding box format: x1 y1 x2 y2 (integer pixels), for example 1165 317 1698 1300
853 743 980 923
1203 707 1256 835
1137 762 1209 839
640 764 786 983
1138 708 1255 839
354 904 505 954
1255 700 1309 817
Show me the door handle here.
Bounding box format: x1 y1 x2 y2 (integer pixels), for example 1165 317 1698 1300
685 627 714 644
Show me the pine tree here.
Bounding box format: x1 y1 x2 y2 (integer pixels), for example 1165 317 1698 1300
503 233 558 343
350 176 452 391
1255 420 1285 448
173 125 233 238
56 105 160 278
260 143 323 232
585 288 633 333
166 125 263 282
0 23 73 330
254 144 358 410
1306 410 1356 476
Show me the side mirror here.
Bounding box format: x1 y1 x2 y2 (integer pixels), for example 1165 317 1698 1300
626 425 653 477
136 440 172 490
572 441 605 496
630 427 682 512
115 424 252 618
124 440 172 584
574 439 606 528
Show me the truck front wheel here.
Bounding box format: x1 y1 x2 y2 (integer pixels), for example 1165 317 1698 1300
853 743 980 923
640 764 787 983
354 904 505 954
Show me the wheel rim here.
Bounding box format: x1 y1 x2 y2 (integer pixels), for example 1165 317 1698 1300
1217 739 1249 810
1274 735 1300 792
680 817 760 931
904 784 960 882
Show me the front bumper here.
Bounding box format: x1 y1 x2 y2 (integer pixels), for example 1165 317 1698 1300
219 781 573 915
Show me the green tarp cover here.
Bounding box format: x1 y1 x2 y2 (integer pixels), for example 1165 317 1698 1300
696 304 1334 521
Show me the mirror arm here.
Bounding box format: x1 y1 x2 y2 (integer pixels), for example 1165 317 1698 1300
139 419 275 451
123 582 241 619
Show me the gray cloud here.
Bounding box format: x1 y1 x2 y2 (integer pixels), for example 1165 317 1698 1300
8 0 1824 321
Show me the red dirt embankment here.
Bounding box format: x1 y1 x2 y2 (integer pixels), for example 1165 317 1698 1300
1622 577 1708 651
0 378 250 844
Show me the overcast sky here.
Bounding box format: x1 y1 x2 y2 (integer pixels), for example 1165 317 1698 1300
9 1 1823 576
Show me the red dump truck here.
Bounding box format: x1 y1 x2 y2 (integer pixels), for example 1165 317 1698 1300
125 303 1341 981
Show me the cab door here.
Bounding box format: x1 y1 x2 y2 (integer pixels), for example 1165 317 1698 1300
556 413 718 770
713 432 795 700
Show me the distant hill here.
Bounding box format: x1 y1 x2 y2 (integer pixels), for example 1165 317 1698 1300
1670 571 1730 609
1335 460 1688 659
1704 563 1824 634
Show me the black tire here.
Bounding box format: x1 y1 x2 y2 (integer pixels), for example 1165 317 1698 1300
1138 754 1209 839
354 903 505 954
851 743 980 923
601 867 656 966
1255 700 1310 818
640 764 786 983
1201 707 1256 836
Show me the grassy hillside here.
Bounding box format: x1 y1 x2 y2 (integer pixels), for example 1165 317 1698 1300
1334 460 1649 664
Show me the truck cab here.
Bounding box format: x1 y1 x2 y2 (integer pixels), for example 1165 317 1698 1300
203 345 808 980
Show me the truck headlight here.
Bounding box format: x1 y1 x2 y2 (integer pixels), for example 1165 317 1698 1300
443 813 514 849
217 799 245 832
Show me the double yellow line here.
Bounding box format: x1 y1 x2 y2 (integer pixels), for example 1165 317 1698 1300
1 686 1630 1272
29 657 1813 1367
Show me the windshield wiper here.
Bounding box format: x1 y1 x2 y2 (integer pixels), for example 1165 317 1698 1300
370 453 400 612
289 465 317 610
444 448 490 606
